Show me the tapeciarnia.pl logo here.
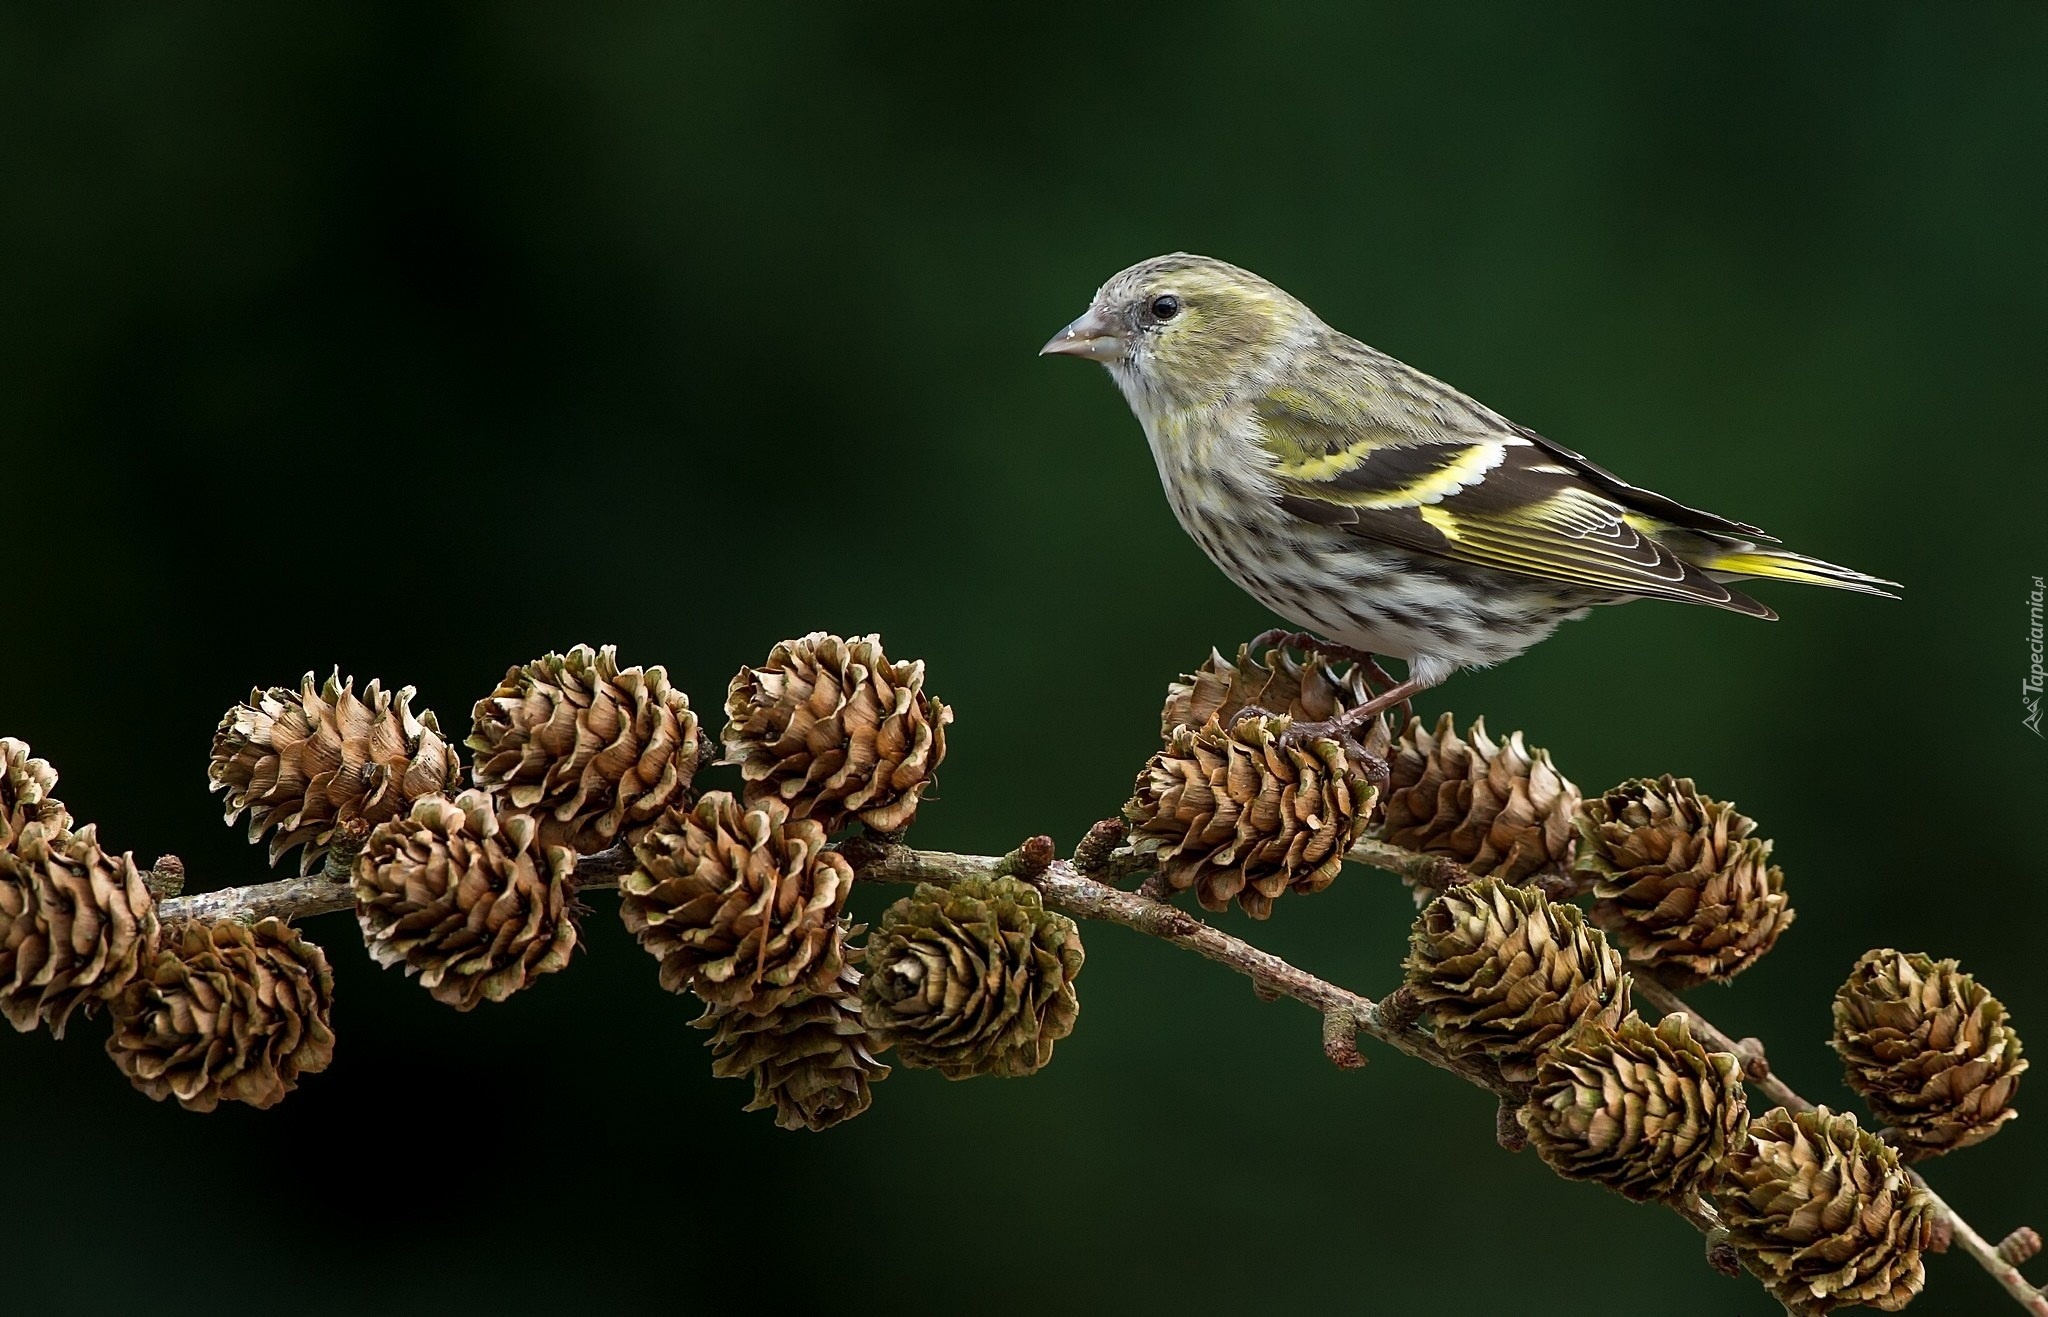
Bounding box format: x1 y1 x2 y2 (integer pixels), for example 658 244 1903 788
2028 575 2045 737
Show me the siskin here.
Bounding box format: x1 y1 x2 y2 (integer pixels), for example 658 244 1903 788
1043 253 1898 729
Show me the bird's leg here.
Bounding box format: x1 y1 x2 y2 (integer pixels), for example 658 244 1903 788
1275 677 1428 788
1354 656 1413 728
1247 628 1415 727
1334 679 1430 729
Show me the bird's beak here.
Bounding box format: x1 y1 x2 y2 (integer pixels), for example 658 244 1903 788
1040 307 1123 362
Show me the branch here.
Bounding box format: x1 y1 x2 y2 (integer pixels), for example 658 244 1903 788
160 871 357 924
1347 837 1474 899
156 842 639 924
1633 976 2048 1315
158 831 1505 1093
844 835 1511 1095
151 831 2039 1312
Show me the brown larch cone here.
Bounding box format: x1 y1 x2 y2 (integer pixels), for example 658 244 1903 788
1574 775 1794 987
695 962 890 1131
620 792 850 1012
354 790 580 1011
1377 713 1580 890
1404 877 1630 1086
1123 714 1376 919
1158 642 1376 737
1524 1011 1748 1202
105 917 335 1112
722 632 950 835
468 644 702 855
860 875 1083 1079
1714 1106 1935 1313
1 738 71 852
0 822 159 1036
211 671 463 874
1831 949 2026 1161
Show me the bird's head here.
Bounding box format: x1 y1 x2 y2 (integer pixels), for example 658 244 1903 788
1041 253 1307 408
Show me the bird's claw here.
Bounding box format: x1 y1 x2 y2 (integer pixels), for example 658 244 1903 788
1266 709 1392 792
1249 628 1374 667
1229 703 1280 729
1247 629 1415 728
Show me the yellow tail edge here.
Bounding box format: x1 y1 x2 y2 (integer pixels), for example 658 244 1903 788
1702 549 1901 599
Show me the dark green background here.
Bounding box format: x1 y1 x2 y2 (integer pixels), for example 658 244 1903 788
3 5 2043 1314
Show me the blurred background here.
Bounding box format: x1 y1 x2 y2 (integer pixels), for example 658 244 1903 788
3 4 2043 1313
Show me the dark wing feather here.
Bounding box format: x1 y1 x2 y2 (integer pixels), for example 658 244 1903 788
1506 422 1779 544
1259 392 1774 616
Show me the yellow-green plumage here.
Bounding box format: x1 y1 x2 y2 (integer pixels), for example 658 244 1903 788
1042 253 1897 698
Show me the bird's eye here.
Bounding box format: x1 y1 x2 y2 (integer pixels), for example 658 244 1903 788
1148 294 1182 322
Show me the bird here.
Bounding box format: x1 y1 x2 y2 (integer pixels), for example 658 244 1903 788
1041 252 1898 738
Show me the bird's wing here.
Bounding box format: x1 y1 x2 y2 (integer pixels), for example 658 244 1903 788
1502 423 1778 544
1255 388 1775 616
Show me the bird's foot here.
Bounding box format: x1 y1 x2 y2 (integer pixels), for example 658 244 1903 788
1247 628 1415 727
1287 675 1430 783
1240 701 1395 794
1249 628 1374 667
1231 700 1356 749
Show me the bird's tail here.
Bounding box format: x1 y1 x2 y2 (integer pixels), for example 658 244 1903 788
1698 547 1901 600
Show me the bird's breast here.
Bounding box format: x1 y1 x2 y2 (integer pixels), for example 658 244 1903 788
1142 408 1281 537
